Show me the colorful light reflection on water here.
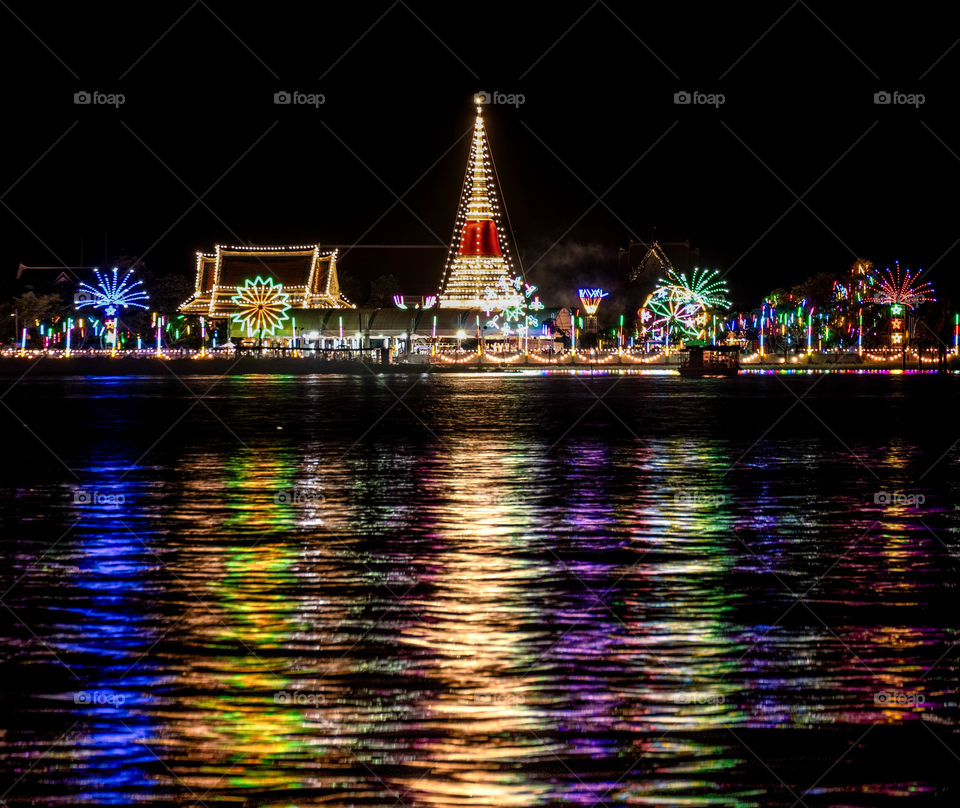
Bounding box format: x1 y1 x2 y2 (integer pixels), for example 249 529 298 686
0 373 958 806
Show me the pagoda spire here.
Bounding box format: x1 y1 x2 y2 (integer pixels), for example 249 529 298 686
437 97 516 308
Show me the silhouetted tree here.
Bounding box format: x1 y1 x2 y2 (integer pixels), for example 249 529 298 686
367 274 401 308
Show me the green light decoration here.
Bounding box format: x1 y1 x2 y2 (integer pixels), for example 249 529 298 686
641 267 730 345
231 277 291 337
666 267 731 310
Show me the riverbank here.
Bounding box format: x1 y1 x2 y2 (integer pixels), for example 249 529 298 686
0 355 954 377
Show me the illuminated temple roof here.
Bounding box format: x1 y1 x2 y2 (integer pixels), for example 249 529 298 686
180 243 353 315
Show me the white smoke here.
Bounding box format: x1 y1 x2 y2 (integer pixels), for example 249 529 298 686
520 240 617 306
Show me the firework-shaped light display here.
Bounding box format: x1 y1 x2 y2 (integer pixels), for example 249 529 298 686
578 288 609 315
482 275 543 334
664 267 730 310
75 268 150 312
865 263 935 310
75 267 149 353
641 267 730 346
231 276 291 337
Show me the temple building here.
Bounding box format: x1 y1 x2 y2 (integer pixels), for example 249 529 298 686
176 101 571 353
437 99 517 308
290 306 572 350
179 243 352 318
618 239 701 314
619 239 700 287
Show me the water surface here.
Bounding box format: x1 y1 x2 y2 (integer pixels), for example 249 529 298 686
1 372 958 806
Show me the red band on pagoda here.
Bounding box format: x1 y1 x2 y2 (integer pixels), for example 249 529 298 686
457 220 502 256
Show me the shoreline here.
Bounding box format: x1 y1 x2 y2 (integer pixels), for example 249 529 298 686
0 356 952 377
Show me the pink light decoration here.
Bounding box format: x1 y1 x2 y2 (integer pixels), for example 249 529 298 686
866 262 935 310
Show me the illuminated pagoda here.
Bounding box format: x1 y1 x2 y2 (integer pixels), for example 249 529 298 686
180 243 352 320
437 97 517 308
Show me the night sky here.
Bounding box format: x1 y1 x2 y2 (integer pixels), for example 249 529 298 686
2 1 957 309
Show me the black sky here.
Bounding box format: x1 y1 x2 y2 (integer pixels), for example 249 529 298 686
1 1 958 310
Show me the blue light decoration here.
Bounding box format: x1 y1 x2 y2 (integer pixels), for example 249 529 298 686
75 268 150 312
75 268 149 353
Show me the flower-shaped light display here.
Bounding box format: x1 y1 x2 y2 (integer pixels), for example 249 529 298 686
231 276 291 336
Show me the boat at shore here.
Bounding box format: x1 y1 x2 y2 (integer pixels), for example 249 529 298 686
677 345 741 377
